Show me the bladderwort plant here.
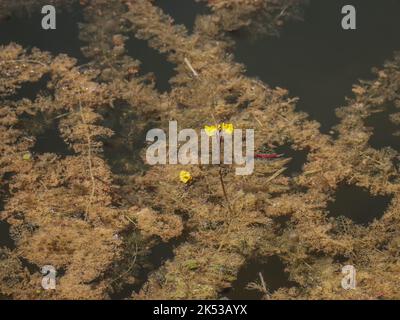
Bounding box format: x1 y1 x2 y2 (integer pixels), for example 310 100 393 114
145 121 254 175
146 121 255 249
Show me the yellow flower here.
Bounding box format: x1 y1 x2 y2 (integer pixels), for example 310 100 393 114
221 123 234 134
204 125 218 136
22 152 32 161
179 170 192 184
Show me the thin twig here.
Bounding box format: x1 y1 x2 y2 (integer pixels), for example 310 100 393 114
276 5 289 20
259 272 267 293
124 215 136 226
52 112 72 120
265 167 287 184
184 57 199 77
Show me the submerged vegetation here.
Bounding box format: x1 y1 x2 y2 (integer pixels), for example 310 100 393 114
1 0 400 300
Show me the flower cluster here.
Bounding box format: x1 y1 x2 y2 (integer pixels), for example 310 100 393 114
179 170 192 184
204 123 234 136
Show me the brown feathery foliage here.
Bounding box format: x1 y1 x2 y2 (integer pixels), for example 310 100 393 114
1 0 400 300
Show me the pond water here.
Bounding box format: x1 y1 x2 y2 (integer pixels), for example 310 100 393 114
6 73 52 102
0 221 15 249
223 255 296 300
155 0 209 33
125 36 176 93
327 184 393 225
274 144 309 177
365 103 400 152
232 0 400 132
0 2 87 63
1 0 399 300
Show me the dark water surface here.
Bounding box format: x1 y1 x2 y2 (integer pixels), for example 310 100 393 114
126 0 209 92
0 221 15 249
327 184 393 225
7 73 52 102
365 103 400 152
125 36 176 93
233 0 400 132
0 171 14 250
33 122 74 156
224 255 296 300
275 145 308 176
0 3 87 63
110 239 179 300
155 0 209 33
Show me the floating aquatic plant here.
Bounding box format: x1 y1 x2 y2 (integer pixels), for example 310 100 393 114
1 0 400 301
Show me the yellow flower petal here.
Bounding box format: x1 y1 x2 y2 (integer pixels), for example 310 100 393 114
221 123 234 134
22 152 32 161
179 170 192 184
204 125 218 137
